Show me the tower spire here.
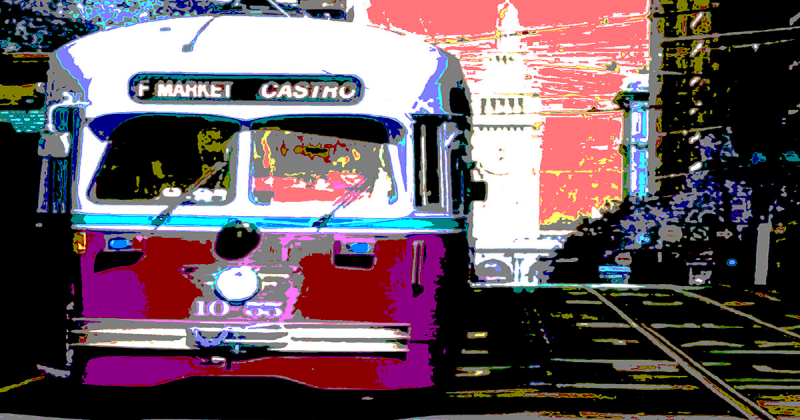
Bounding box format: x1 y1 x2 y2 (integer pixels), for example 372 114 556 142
497 0 522 33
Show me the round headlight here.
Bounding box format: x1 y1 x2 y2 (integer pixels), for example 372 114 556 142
215 266 260 302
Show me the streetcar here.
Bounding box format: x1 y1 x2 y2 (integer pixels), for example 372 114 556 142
37 11 487 389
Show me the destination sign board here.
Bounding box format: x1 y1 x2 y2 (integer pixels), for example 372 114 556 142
129 74 363 105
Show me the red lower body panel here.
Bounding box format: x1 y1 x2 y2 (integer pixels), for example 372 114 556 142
71 229 469 389
81 343 432 389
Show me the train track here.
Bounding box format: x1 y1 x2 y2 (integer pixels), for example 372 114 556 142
444 285 799 419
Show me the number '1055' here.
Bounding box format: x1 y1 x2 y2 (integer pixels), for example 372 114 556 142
194 300 284 318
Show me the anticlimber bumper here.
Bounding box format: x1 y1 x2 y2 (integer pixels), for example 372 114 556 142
68 319 433 389
71 318 410 354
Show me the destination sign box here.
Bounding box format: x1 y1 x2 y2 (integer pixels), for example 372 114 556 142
129 74 363 105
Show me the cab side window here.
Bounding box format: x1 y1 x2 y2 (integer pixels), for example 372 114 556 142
413 116 444 212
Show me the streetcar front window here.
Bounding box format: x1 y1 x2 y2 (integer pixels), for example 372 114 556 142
90 115 240 203
250 125 396 208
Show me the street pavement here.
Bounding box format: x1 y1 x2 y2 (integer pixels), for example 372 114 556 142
1 284 797 419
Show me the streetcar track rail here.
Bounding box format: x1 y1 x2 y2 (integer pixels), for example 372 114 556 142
586 287 778 420
588 285 800 418
531 287 745 417
679 290 800 340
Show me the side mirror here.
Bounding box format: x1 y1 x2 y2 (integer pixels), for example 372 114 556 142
38 131 71 158
466 180 487 202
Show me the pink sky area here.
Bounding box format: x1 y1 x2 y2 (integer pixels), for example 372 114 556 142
366 0 650 225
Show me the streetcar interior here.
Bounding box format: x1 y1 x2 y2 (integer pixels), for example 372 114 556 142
90 115 240 203
87 114 407 214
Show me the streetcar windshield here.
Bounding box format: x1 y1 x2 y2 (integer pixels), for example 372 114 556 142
90 115 240 203
250 127 396 209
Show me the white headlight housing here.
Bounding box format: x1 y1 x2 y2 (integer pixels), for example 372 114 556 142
215 266 260 302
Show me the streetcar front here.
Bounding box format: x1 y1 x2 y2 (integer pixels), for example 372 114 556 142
39 15 484 389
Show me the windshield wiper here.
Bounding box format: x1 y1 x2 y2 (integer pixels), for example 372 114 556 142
152 161 229 227
311 177 372 231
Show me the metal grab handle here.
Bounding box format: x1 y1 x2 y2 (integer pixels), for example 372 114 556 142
411 240 425 297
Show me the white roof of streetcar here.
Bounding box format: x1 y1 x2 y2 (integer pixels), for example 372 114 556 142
47 15 465 121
